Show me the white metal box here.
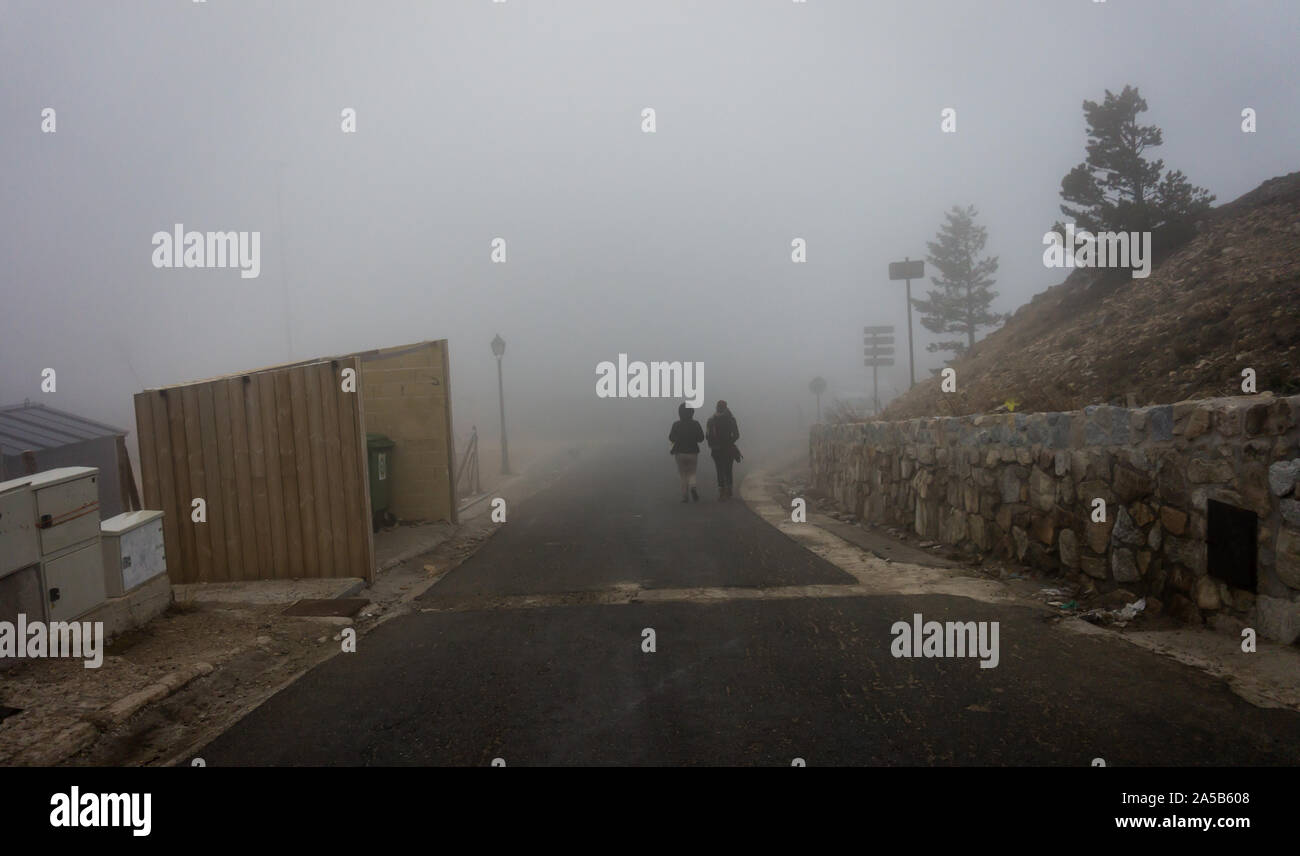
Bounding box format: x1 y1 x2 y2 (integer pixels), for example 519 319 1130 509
29 467 101 555
100 510 167 597
43 540 107 621
0 484 40 577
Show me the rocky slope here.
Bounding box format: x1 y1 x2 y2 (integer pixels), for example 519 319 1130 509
882 172 1300 420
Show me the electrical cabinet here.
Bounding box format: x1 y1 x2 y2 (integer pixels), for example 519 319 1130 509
31 468 101 555
101 510 167 597
0 484 40 577
0 467 105 622
44 541 106 622
0 565 46 630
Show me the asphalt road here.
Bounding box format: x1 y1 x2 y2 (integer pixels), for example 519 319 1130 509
197 446 1300 766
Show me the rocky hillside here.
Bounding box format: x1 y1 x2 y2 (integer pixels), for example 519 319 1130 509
882 172 1300 420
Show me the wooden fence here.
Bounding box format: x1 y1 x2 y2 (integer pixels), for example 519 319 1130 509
357 340 457 524
133 358 374 584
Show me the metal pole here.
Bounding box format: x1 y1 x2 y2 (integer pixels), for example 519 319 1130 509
904 257 916 388
472 428 481 494
873 362 879 413
496 356 511 475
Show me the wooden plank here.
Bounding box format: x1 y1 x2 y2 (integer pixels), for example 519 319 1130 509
211 380 244 581
258 372 290 579
149 391 183 585
240 376 275 579
275 371 304 578
304 363 336 576
439 341 459 525
115 437 140 512
318 362 350 575
227 378 260 580
288 366 321 576
336 357 367 579
181 386 213 584
133 393 159 509
164 387 196 585
354 366 375 582
358 341 457 525
196 383 230 583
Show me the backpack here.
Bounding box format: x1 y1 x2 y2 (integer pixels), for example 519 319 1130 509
708 413 737 448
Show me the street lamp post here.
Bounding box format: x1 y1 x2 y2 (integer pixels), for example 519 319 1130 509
491 334 511 475
809 376 826 423
888 257 925 388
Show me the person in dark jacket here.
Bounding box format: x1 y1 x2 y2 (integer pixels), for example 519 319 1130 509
668 402 705 502
706 399 740 500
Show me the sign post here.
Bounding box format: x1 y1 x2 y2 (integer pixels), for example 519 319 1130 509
863 325 895 414
888 258 924 388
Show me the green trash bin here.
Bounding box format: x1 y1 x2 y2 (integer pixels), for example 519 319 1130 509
366 433 396 531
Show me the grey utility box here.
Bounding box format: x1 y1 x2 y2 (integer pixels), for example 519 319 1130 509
44 541 106 622
30 467 101 555
0 481 46 630
100 510 167 597
0 467 106 622
0 482 41 577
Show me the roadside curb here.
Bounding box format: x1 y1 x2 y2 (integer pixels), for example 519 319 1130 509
11 662 216 766
83 663 215 731
740 467 1018 604
375 526 459 574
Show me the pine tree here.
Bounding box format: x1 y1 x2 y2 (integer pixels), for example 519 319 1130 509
1056 85 1214 236
912 205 1004 360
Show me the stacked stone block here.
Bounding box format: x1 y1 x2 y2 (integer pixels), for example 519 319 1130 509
810 394 1300 643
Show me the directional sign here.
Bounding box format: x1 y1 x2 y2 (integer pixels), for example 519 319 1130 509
864 358 895 367
864 325 895 334
865 348 895 356
889 260 924 281
863 336 895 346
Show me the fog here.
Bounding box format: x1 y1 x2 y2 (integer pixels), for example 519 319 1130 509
3 0 1297 466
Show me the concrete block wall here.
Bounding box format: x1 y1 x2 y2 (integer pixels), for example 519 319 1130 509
810 393 1300 643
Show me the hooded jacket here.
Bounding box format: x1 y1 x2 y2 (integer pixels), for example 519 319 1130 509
669 403 705 454
706 405 740 455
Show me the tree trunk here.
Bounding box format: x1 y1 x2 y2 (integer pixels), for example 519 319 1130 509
967 285 975 353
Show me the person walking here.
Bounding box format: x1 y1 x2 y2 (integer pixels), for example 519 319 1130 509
706 399 741 500
668 402 704 503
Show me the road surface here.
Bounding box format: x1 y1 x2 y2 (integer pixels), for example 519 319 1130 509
197 446 1300 766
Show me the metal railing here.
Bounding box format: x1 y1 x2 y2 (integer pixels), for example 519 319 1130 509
455 425 482 499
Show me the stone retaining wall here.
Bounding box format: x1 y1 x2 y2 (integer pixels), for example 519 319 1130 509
810 394 1300 643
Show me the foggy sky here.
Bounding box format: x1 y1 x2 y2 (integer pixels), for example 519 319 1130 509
3 0 1297 462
